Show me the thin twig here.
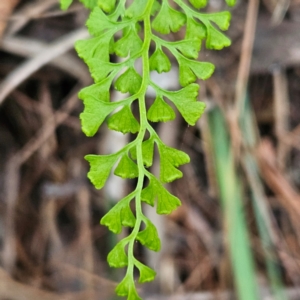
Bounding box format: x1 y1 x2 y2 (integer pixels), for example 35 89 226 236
5 0 59 35
0 5 82 21
234 0 259 111
257 139 300 243
272 65 291 171
0 0 20 38
0 28 89 105
14 85 84 165
2 159 20 273
1 36 90 83
230 0 259 159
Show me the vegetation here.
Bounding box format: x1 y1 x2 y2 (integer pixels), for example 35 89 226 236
60 0 237 299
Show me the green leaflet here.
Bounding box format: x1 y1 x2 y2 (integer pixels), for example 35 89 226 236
125 0 160 19
78 94 120 136
135 260 156 283
226 0 237 6
194 11 232 50
163 84 206 125
81 0 98 9
108 241 128 268
114 28 143 57
152 1 186 34
60 0 98 10
189 0 207 9
114 68 142 94
137 218 161 251
206 25 231 50
107 106 140 134
87 59 121 82
60 0 73 10
149 48 171 73
114 153 139 178
116 274 141 299
76 34 113 63
147 96 176 123
171 39 201 59
177 56 215 86
85 154 119 189
159 144 190 167
79 79 111 103
125 0 147 19
186 18 207 40
141 175 182 214
98 0 116 13
101 192 136 234
61 0 234 299
86 7 116 34
206 11 231 30
159 144 190 183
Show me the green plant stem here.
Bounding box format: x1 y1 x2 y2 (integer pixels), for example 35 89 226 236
126 0 155 277
208 107 259 300
62 0 236 297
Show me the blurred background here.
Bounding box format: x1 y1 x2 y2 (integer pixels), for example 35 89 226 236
0 0 300 299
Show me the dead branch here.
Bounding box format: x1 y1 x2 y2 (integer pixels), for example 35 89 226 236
0 0 20 38
0 28 89 105
0 35 90 83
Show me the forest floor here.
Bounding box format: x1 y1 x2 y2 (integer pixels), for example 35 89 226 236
0 0 300 299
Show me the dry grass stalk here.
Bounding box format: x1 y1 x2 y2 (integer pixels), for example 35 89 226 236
0 28 89 105
272 65 291 171
0 0 20 38
6 0 59 35
257 139 300 246
0 35 90 83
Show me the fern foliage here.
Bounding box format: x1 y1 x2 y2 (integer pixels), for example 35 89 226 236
61 0 234 299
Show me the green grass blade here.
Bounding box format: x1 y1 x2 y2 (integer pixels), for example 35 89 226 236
208 107 259 300
240 95 287 300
